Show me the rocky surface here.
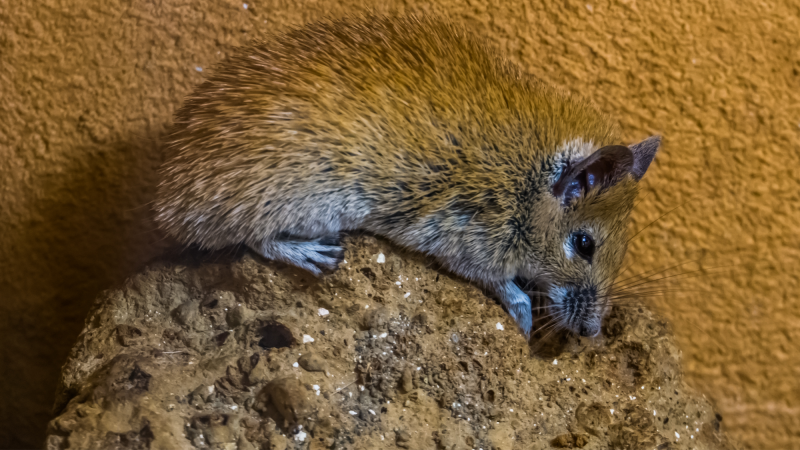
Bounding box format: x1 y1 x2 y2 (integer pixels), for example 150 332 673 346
46 236 739 450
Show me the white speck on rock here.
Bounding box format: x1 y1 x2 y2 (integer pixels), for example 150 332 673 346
294 426 306 442
207 385 215 395
378 332 388 338
495 322 504 331
675 432 680 439
195 66 203 72
552 359 558 365
292 362 299 368
395 281 402 285
349 411 358 415
318 308 329 316
404 292 411 298
376 253 385 263
369 409 376 415
303 335 314 343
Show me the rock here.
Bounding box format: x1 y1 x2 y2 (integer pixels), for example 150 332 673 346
247 355 271 385
551 432 590 448
576 402 611 436
363 306 390 330
298 352 326 372
171 300 201 329
395 429 412 448
238 436 258 450
266 432 288 450
400 366 414 393
257 377 314 429
226 305 254 327
45 236 741 449
205 424 234 444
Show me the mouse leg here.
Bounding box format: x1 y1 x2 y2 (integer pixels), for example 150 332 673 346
488 279 533 339
249 236 344 276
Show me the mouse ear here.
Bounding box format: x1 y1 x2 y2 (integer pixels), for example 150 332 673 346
629 135 662 180
552 145 634 205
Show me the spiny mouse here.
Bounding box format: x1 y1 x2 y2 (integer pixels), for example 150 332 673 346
154 13 661 339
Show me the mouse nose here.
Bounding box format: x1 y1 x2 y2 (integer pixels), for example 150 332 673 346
578 322 600 337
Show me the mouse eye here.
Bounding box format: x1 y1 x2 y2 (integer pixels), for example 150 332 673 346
571 232 596 261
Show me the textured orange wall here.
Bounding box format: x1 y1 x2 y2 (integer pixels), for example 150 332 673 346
1 0 798 448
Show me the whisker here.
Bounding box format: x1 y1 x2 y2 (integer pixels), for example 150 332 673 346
612 259 741 291
606 287 715 299
610 256 707 291
613 263 742 293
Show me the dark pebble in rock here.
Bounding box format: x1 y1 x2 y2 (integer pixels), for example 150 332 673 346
400 366 414 393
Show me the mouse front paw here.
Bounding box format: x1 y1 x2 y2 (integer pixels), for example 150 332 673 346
506 298 533 339
491 279 533 339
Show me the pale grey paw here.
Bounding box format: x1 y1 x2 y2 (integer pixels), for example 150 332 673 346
492 280 533 339
253 237 344 277
507 299 533 339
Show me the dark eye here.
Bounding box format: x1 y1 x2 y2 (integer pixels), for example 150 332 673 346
572 232 596 261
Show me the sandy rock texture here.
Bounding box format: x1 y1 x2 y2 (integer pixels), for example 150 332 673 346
46 237 739 450
2 0 799 448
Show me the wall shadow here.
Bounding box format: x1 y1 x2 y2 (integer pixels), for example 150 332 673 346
0 133 169 448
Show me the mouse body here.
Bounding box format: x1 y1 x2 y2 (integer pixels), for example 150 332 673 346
155 13 661 339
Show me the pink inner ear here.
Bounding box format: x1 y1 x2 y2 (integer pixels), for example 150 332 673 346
552 145 634 202
580 145 634 189
585 147 632 189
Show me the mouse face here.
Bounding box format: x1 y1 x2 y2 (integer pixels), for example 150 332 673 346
518 136 661 337
546 178 637 337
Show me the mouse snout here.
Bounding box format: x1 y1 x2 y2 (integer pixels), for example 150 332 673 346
578 321 601 338
550 284 603 337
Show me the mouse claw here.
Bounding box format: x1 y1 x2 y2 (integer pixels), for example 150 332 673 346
507 303 533 340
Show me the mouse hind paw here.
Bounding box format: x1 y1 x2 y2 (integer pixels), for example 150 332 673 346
251 237 344 276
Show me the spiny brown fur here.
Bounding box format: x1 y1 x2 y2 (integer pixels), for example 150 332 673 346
154 13 659 338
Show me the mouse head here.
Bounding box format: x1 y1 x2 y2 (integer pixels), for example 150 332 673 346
524 136 661 337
